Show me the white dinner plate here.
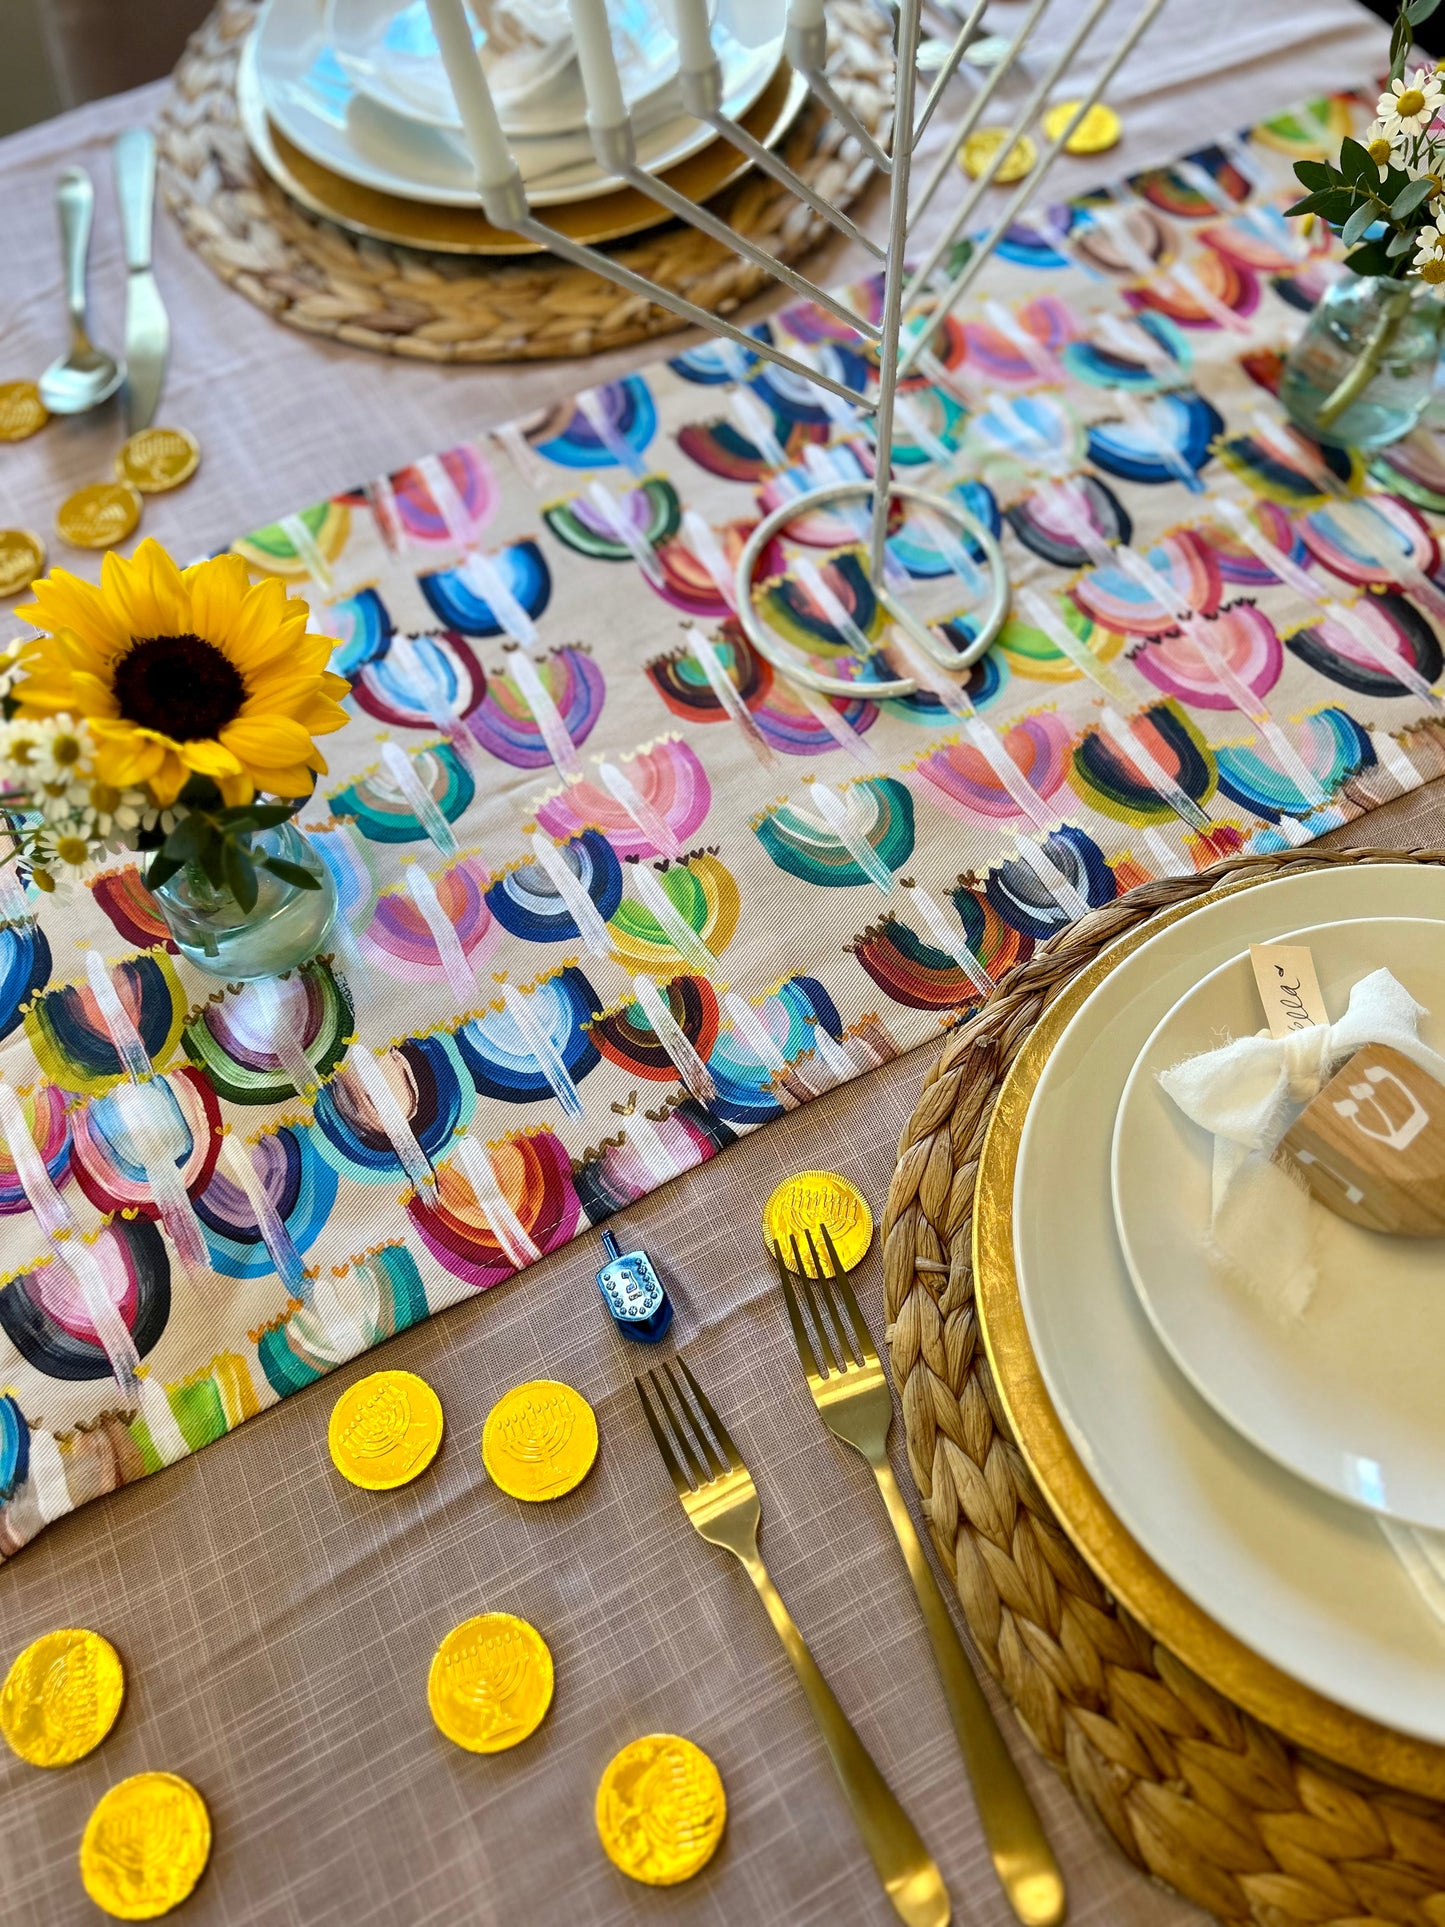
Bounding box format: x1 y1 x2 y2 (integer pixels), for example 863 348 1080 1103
255 0 783 207
1113 916 1445 1529
1013 862 1445 1746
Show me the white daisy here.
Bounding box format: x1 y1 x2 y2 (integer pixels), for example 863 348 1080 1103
29 824 98 877
30 715 93 790
1378 68 1443 140
83 783 149 851
1362 117 1401 177
1414 220 1445 282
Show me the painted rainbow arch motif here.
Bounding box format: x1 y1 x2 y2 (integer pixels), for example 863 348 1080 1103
754 778 915 889
467 646 605 769
183 960 353 1107
313 1032 475 1183
26 954 184 1097
455 968 601 1107
416 540 551 636
485 831 624 946
195 1123 338 1282
0 1216 171 1382
606 853 740 976
408 1130 582 1289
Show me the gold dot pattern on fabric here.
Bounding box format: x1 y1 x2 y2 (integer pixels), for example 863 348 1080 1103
427 1613 553 1753
596 1734 727 1885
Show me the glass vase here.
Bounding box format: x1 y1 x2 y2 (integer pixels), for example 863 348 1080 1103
1279 274 1445 451
150 821 337 980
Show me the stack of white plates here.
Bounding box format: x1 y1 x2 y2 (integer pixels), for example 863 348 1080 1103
238 0 803 253
983 861 1445 1774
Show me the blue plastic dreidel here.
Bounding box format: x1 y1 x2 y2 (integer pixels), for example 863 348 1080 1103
595 1229 673 1343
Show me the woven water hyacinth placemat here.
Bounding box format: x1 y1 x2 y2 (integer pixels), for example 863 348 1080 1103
882 845 1445 1925
155 0 887 362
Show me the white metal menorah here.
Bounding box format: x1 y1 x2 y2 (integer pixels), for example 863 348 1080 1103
423 0 1166 697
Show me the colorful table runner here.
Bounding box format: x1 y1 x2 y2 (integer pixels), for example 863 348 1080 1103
2 88 1442 1560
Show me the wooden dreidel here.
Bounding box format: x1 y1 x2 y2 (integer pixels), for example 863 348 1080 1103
1274 1042 1445 1237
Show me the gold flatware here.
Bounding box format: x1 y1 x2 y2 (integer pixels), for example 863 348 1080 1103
775 1227 1066 1927
635 1355 950 1927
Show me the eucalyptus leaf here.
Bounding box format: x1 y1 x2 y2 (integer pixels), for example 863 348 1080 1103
162 814 206 862
1392 176 1436 220
260 857 321 892
1408 0 1440 25
1387 224 1417 254
145 851 184 890
223 840 259 913
1344 236 1401 275
1341 201 1379 247
1340 136 1377 189
1292 159 1336 191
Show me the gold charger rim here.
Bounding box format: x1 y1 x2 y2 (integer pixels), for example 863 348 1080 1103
972 857 1445 1800
236 38 808 257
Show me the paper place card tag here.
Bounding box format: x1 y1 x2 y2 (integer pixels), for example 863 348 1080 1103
1249 943 1329 1038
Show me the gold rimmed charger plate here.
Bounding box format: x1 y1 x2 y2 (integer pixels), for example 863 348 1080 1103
237 40 807 257
973 864 1445 1800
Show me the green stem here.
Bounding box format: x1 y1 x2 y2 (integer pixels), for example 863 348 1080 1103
1316 282 1413 429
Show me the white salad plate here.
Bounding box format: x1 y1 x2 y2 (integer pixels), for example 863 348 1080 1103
330 0 670 137
256 0 783 206
1113 915 1445 1529
1012 862 1445 1745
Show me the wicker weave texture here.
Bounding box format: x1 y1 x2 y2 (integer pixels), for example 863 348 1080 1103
883 849 1445 1927
155 0 889 362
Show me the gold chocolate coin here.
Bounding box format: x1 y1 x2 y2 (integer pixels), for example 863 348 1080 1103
481 1378 598 1502
428 1612 553 1752
79 1771 212 1919
0 380 48 443
0 528 45 598
763 1169 873 1276
596 1734 727 1886
56 481 141 551
1043 100 1123 155
328 1368 443 1490
0 1628 124 1767
115 427 200 495
960 126 1038 184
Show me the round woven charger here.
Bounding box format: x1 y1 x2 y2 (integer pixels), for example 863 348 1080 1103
156 0 889 362
883 847 1445 1926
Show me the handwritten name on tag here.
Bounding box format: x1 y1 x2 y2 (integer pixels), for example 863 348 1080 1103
1249 943 1329 1039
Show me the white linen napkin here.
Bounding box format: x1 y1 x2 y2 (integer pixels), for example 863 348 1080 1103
1157 968 1445 1317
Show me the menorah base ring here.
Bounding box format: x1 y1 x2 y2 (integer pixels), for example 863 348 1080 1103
735 479 1011 700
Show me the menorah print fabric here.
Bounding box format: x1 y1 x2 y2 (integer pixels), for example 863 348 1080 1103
2 87 1443 1560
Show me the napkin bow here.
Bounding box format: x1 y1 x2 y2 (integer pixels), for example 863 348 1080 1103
1157 969 1445 1317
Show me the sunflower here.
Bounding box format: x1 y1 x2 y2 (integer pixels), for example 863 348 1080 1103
13 540 350 808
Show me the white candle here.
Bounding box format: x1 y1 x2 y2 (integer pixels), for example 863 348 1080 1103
788 0 826 28
424 0 517 191
671 0 716 75
568 0 629 128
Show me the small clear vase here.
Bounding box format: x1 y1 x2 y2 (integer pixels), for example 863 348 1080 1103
1280 274 1445 451
150 820 337 980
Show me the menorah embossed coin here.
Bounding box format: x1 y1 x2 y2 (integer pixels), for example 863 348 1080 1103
328 1368 444 1490
482 1378 598 1502
428 1613 553 1753
1 1627 124 1767
79 1771 212 1919
595 1733 727 1886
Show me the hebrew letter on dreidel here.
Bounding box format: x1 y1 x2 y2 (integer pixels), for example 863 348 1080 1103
1275 1043 1445 1238
1334 1065 1431 1153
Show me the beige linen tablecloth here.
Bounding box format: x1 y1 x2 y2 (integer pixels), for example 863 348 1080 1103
2 3 1439 1921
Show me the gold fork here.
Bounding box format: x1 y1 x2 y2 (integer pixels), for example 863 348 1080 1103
776 1226 1066 1927
635 1355 950 1927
